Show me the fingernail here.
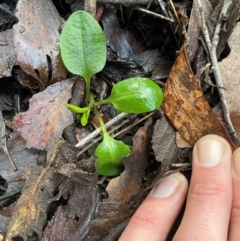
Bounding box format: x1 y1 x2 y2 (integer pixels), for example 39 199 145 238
195 137 224 167
151 173 183 198
233 149 240 177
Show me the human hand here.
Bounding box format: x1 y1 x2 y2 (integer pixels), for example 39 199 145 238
120 134 240 240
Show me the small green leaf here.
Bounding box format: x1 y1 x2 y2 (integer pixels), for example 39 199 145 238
81 109 91 126
95 133 131 176
66 104 89 113
105 78 163 113
60 10 107 82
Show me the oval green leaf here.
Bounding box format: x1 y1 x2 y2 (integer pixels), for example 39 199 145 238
60 11 107 81
106 78 163 113
95 134 130 176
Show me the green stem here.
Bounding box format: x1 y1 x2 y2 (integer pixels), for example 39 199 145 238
94 108 108 136
91 99 110 108
85 76 91 102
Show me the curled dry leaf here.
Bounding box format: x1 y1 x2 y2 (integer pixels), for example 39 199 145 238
13 79 75 151
162 46 236 151
13 0 67 90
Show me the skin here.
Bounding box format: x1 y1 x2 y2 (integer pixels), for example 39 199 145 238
120 134 240 241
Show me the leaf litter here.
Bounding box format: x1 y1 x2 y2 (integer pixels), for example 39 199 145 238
1 0 240 240
13 78 75 151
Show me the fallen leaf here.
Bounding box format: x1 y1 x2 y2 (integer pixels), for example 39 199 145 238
152 110 178 173
162 46 236 151
13 79 75 151
43 169 99 241
219 22 240 138
13 0 67 90
101 9 144 59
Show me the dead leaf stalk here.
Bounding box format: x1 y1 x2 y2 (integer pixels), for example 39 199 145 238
197 0 240 146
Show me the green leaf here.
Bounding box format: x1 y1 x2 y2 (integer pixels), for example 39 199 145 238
66 104 89 113
60 10 107 81
95 133 131 176
105 78 163 113
81 109 91 126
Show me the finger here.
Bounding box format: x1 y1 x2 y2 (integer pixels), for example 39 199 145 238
229 148 240 241
119 173 188 241
174 135 232 241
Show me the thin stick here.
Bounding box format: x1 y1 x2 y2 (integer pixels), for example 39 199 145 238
2 143 18 172
211 1 232 51
168 0 188 40
97 0 152 6
197 0 239 145
135 7 174 22
75 112 130 148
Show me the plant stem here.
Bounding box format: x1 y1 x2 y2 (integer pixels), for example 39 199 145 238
94 108 108 136
92 99 109 107
85 77 91 102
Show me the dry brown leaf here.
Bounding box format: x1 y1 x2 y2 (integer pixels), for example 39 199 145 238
162 46 236 151
13 79 75 151
219 22 240 138
152 109 178 169
43 170 99 241
13 0 67 90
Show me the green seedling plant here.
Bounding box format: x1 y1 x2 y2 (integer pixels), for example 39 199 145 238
60 10 163 176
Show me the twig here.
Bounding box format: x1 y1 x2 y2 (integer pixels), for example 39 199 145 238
197 0 240 146
211 1 232 51
75 112 130 148
171 163 191 168
97 0 154 6
168 0 188 41
157 0 180 47
135 7 174 22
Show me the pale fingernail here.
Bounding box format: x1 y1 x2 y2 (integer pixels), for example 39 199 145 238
233 149 240 177
151 173 184 198
195 137 224 167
